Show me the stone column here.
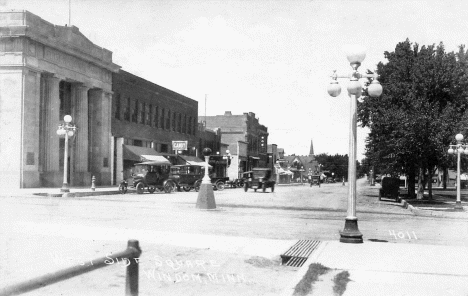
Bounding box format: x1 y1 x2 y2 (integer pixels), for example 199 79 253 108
42 75 61 173
74 84 90 172
88 89 112 185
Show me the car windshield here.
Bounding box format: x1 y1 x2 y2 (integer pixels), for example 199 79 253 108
253 171 268 178
133 165 148 175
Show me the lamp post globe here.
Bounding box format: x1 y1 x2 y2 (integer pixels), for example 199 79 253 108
202 147 212 157
448 148 454 154
458 147 465 154
64 115 72 123
368 80 383 97
327 81 342 97
346 80 362 95
345 45 366 65
456 134 464 142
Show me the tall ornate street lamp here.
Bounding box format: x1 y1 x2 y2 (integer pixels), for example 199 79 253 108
196 147 216 209
448 133 467 210
327 45 383 243
56 115 76 193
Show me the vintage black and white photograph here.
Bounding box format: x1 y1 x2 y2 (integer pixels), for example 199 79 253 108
0 0 467 295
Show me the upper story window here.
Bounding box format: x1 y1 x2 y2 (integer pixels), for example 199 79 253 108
124 97 131 121
155 106 159 128
166 109 171 130
140 102 146 124
114 93 121 120
148 104 153 126
132 99 139 123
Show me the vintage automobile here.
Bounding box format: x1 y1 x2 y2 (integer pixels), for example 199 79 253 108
129 160 175 194
309 174 321 187
169 164 228 192
169 164 204 192
379 176 400 202
243 168 276 193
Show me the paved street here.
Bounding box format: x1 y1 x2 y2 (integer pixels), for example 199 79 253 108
1 179 467 295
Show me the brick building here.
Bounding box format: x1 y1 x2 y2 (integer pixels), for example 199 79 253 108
112 70 199 183
204 111 269 174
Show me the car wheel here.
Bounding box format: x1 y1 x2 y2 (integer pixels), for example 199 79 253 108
216 181 225 191
119 183 127 194
254 188 257 192
271 184 275 193
239 180 245 188
262 183 266 193
163 182 173 193
183 186 192 192
136 183 145 194
244 183 248 192
148 186 156 194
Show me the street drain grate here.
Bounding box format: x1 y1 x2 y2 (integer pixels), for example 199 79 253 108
280 240 321 267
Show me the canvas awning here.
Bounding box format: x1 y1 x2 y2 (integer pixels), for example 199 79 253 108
123 145 171 164
178 155 211 167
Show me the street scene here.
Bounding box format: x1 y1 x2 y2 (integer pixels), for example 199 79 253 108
1 181 467 296
1 0 468 295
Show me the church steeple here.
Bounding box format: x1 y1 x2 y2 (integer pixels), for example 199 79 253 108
309 139 314 156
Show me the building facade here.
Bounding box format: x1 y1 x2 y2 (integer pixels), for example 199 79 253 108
0 11 120 188
112 70 199 183
204 111 269 173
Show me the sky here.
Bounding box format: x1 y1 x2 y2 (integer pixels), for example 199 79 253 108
7 0 468 160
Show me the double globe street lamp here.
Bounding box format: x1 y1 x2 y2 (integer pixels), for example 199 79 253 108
447 133 467 210
327 45 383 243
56 115 76 193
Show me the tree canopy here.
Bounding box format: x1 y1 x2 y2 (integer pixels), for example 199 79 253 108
358 39 468 198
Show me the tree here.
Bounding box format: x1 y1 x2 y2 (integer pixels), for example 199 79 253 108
359 39 468 199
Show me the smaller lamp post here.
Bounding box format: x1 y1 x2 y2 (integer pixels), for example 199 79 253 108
56 115 76 194
300 166 305 185
448 133 467 210
196 148 216 209
370 168 375 186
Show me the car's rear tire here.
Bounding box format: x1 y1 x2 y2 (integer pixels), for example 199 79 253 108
136 183 145 194
244 183 248 192
163 182 173 193
262 183 266 193
183 186 192 192
216 181 225 191
271 184 275 193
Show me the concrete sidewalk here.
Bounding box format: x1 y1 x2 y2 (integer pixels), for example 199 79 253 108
283 240 468 296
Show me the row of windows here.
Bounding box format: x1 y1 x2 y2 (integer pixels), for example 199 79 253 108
114 94 197 136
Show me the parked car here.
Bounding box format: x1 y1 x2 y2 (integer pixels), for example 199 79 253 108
169 164 228 192
169 164 204 192
379 176 400 202
130 160 175 194
243 168 276 193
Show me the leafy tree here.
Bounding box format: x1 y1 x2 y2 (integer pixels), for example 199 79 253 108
315 153 361 180
358 39 468 199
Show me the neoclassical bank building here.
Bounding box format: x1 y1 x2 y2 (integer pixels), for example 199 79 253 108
0 10 200 189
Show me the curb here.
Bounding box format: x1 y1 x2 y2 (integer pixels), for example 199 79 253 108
400 198 468 220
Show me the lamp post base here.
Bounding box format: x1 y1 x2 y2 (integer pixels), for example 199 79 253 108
60 184 70 193
454 201 464 211
339 218 363 243
196 183 216 209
